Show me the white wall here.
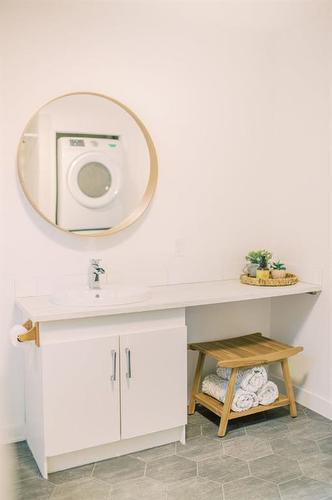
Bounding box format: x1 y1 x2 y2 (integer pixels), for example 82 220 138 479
268 0 331 417
0 0 331 441
263 2 331 417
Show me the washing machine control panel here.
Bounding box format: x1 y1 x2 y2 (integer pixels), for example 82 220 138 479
70 139 85 147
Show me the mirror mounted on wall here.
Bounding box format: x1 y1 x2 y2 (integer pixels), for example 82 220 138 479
17 92 158 236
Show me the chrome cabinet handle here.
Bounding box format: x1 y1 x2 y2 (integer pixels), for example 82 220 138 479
111 350 117 381
125 348 132 379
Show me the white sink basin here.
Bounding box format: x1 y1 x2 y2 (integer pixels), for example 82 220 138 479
50 285 150 307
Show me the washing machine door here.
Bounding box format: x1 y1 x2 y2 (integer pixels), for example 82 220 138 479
67 152 122 208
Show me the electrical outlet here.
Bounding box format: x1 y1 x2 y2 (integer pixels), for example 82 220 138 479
174 238 188 257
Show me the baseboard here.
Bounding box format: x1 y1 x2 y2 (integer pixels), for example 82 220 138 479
270 375 332 420
1 423 26 444
47 426 185 477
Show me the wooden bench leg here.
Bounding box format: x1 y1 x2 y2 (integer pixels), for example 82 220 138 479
281 359 297 417
218 367 238 437
188 352 206 415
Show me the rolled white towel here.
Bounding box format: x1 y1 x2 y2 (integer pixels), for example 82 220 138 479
240 366 268 393
201 374 258 412
257 381 279 405
232 388 258 412
216 367 244 385
216 365 268 393
202 374 229 402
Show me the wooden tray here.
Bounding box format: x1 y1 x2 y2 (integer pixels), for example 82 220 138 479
240 273 298 287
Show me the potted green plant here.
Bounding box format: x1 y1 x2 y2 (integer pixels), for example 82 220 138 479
271 261 287 279
256 255 270 280
244 250 272 277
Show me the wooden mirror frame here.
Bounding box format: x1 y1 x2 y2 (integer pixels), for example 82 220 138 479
17 92 158 237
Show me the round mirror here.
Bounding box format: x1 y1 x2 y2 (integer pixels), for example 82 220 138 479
17 92 158 236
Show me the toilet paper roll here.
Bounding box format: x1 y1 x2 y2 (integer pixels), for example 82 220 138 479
10 324 28 347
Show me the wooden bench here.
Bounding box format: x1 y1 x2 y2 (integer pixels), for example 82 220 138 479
188 332 303 437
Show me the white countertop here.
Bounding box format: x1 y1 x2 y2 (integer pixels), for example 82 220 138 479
15 279 322 323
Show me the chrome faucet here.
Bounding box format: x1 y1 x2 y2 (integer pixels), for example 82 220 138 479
88 259 105 289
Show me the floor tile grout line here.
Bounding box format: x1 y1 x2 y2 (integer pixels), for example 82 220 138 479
277 477 332 500
315 434 332 444
310 478 332 488
108 483 112 500
276 482 282 499
276 473 304 487
250 473 284 487
49 485 57 499
221 481 225 500
222 472 251 487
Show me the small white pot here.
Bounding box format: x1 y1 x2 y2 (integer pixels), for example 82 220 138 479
271 269 286 279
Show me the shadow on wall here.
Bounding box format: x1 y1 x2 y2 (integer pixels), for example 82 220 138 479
270 293 323 390
272 293 321 342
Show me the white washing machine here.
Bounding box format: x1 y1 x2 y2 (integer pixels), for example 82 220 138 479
56 136 125 231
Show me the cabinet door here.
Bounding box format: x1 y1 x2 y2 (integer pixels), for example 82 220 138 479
42 336 120 456
120 327 187 440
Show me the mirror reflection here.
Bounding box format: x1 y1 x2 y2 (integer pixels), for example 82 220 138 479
18 93 157 235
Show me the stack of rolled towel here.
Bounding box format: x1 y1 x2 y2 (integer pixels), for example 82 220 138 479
202 365 279 412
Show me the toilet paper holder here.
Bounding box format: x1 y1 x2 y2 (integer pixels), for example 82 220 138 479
18 320 40 347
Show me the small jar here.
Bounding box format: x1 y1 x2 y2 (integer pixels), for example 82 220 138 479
271 269 286 279
247 263 259 277
256 269 270 280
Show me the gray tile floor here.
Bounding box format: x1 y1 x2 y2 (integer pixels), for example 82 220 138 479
8 404 332 500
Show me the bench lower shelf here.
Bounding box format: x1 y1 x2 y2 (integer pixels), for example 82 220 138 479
194 392 290 420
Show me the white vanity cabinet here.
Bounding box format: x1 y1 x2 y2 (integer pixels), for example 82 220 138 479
43 335 121 456
120 327 187 440
23 309 187 478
